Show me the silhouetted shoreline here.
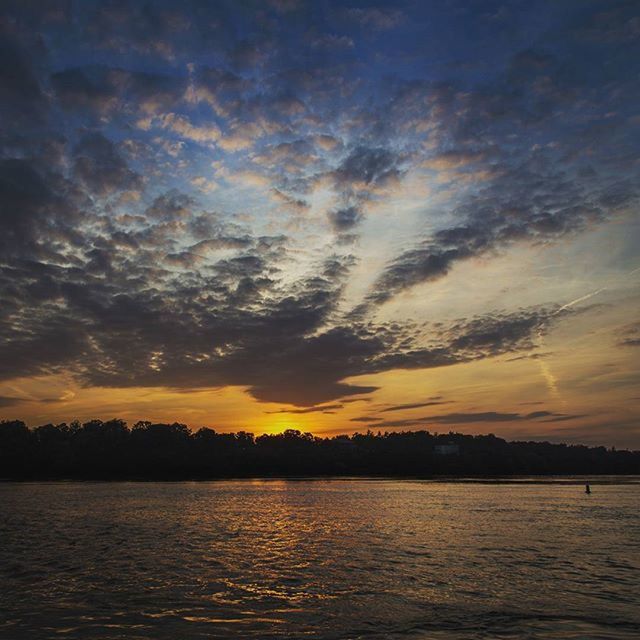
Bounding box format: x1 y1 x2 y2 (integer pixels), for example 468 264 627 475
2 419 638 480
3 476 640 484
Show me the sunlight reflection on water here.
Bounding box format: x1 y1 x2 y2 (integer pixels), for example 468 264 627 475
0 479 639 639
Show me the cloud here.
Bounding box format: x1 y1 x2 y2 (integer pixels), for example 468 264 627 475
371 410 587 429
366 243 469 305
0 157 86 258
52 67 119 113
428 412 531 424
313 134 341 152
73 133 141 196
421 150 486 171
441 311 553 357
153 113 221 144
379 400 450 413
3 236 561 405
333 146 401 189
145 190 195 221
83 2 197 59
540 414 589 423
271 188 310 213
0 159 56 254
0 33 47 122
53 66 187 116
190 66 252 117
342 8 404 30
327 206 362 232
0 395 22 409
38 390 76 404
618 323 640 347
265 403 344 414
0 316 89 383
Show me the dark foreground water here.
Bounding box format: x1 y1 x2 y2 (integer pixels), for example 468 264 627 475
0 480 639 640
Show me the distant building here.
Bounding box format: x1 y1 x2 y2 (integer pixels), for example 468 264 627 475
434 442 460 456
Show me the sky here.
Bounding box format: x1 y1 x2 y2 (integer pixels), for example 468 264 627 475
0 0 639 447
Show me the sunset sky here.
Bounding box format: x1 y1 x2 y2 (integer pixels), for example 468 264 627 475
1 0 639 447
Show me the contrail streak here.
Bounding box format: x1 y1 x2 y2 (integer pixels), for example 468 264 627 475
533 263 639 401
537 358 561 400
535 287 605 403
555 287 606 314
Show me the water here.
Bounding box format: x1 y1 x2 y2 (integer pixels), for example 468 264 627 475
0 480 639 639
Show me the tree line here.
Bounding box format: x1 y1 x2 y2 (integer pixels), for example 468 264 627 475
0 419 638 479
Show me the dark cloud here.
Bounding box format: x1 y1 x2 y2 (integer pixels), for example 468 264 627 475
191 236 253 252
271 189 310 213
0 159 55 254
0 395 22 408
525 411 556 419
73 133 141 196
85 1 192 58
38 394 73 404
426 412 524 424
229 307 566 405
322 147 404 236
239 325 384 406
506 352 552 362
372 410 586 429
367 244 468 305
618 323 640 347
0 157 86 258
51 67 118 114
327 206 362 232
52 66 186 116
266 403 344 414
118 69 188 113
0 32 47 122
0 315 89 383
0 230 566 406
333 146 401 189
379 400 450 413
145 190 195 221
540 414 589 423
442 311 551 358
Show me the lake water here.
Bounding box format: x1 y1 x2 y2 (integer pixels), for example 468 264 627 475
0 479 639 639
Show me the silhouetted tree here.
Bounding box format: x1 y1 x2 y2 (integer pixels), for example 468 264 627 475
0 419 638 479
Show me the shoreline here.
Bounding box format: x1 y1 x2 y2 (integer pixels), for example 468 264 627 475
2 474 640 484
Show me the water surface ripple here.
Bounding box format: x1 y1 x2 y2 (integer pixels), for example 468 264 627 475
0 480 638 639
